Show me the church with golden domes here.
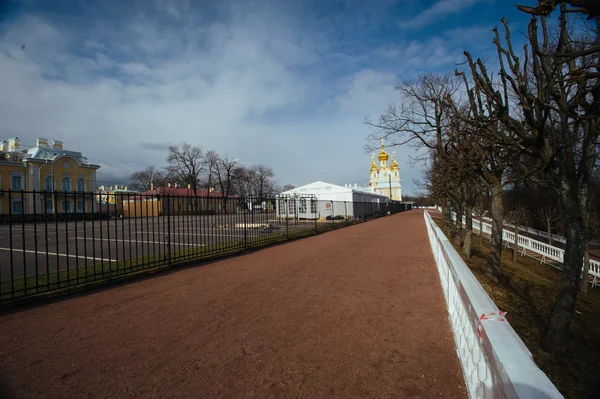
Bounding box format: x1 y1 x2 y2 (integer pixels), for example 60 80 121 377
368 140 402 201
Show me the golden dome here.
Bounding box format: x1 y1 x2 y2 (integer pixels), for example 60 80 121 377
370 153 377 172
377 140 389 162
390 152 399 171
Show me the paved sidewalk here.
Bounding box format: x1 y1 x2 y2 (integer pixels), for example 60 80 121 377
0 210 466 398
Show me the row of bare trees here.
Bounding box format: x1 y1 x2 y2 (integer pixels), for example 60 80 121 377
130 142 286 204
367 1 599 353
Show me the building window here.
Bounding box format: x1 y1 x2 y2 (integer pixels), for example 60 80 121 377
62 177 71 191
77 200 85 213
77 178 85 192
44 176 53 191
62 200 71 212
12 199 23 214
45 200 53 213
299 199 307 213
11 176 22 191
278 199 287 216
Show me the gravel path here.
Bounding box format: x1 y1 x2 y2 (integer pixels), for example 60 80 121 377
0 210 466 399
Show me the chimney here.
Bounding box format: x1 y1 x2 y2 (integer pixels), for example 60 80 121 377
168 183 171 188
52 140 63 149
174 183 178 188
36 137 49 147
150 183 154 190
187 184 191 189
354 183 357 188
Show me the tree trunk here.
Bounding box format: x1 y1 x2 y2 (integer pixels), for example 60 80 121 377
547 224 553 246
486 182 503 281
512 225 519 262
448 201 457 241
479 218 484 246
543 195 586 353
463 205 473 258
580 242 590 294
455 203 463 246
442 199 452 233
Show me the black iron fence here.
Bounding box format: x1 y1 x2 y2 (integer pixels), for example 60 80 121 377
0 190 412 304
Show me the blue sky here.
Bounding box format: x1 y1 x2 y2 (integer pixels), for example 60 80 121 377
0 0 530 194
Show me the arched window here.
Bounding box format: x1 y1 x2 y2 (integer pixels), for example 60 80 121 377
77 178 85 192
44 176 53 191
62 177 71 191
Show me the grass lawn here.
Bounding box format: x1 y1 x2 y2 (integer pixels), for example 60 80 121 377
435 219 600 399
0 218 349 305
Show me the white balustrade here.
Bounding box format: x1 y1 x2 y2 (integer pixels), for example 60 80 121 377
424 211 563 398
450 211 599 283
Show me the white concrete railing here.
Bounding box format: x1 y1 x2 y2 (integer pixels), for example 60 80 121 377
478 216 567 245
455 213 600 286
424 211 563 399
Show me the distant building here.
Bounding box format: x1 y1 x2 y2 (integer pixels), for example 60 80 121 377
97 185 137 204
368 140 402 201
122 185 238 217
0 137 100 214
276 181 388 220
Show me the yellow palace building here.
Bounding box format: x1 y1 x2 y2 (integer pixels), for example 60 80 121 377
0 137 100 215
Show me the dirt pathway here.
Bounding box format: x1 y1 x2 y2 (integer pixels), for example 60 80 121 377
0 210 466 399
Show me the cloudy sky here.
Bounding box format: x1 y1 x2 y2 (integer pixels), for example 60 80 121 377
0 0 528 194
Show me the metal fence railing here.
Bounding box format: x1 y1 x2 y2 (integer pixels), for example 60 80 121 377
0 190 412 303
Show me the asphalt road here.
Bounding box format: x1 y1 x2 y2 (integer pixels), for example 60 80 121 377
0 213 321 281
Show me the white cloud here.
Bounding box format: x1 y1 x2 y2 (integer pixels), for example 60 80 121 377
0 2 488 194
398 0 483 30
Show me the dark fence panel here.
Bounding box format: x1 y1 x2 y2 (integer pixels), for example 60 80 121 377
0 190 412 304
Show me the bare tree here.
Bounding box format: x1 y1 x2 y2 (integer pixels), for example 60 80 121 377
473 199 488 246
232 166 252 199
366 73 461 234
282 184 295 191
129 166 166 192
506 204 530 262
202 150 220 191
215 156 240 213
166 142 205 195
458 2 599 351
248 165 275 201
537 206 560 246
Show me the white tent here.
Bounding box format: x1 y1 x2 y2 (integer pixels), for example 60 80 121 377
276 181 389 220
